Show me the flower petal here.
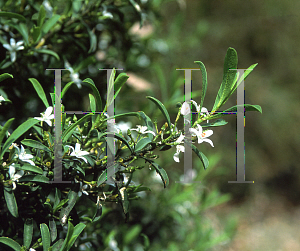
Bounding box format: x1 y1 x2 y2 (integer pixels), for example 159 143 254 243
181 101 191 115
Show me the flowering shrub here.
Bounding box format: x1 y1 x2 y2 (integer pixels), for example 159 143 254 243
0 46 262 250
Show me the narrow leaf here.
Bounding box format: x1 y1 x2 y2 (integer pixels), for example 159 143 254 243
100 132 133 153
18 164 43 174
3 185 18 217
37 5 46 27
0 73 13 82
23 218 33 248
51 239 64 251
21 139 51 152
0 12 26 22
35 49 60 60
114 73 129 100
29 78 49 108
82 78 102 111
40 223 51 251
146 96 171 130
42 14 60 34
62 114 93 143
137 111 155 141
67 223 86 250
0 118 39 159
18 175 49 183
0 118 14 151
135 137 151 152
150 162 169 188
0 237 22 251
191 144 209 170
97 170 107 187
200 119 228 128
49 218 57 242
194 61 208 110
60 221 74 251
18 23 29 45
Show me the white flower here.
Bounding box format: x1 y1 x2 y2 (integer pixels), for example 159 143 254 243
65 61 82 88
191 100 209 122
180 101 191 115
0 95 5 105
173 145 185 162
189 124 214 147
43 0 53 13
173 133 185 162
102 6 113 19
13 144 35 166
130 125 156 136
9 164 24 190
29 248 36 251
34 106 55 126
3 38 24 62
66 143 89 163
115 121 132 135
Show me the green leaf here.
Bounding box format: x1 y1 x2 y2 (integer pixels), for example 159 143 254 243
200 119 228 128
0 118 39 159
53 188 61 212
62 114 93 143
97 170 107 186
141 233 150 250
49 218 57 242
59 190 78 226
42 14 60 35
150 162 169 188
18 23 29 45
21 139 51 152
114 73 129 100
0 12 26 22
23 218 33 248
18 175 49 183
3 185 18 217
146 96 171 130
124 225 142 245
51 239 64 251
29 78 50 108
0 73 13 82
205 104 262 121
194 60 208 110
220 63 258 107
89 94 96 112
35 49 60 60
191 144 209 170
212 47 238 111
82 78 102 111
53 198 69 214
40 223 51 251
67 223 86 250
0 118 14 152
32 25 41 43
18 164 43 174
60 221 74 251
89 94 96 123
37 5 46 27
137 111 155 141
0 237 22 251
135 137 152 152
99 132 133 153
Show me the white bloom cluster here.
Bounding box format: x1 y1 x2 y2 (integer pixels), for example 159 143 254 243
173 100 213 162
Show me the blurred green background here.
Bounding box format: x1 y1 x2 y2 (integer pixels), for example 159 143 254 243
133 0 300 250
1 0 300 250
